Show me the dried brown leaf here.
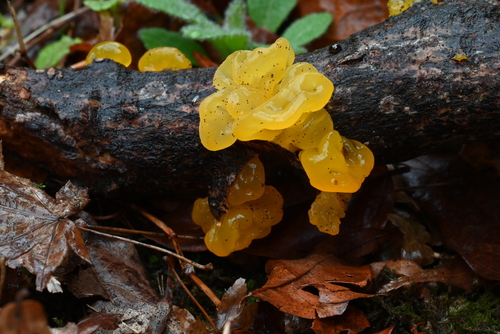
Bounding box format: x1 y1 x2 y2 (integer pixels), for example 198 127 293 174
166 306 211 334
252 253 372 319
296 0 389 43
76 312 121 334
49 323 79 334
0 299 50 334
86 234 171 333
325 173 397 259
376 257 476 294
311 306 370 334
373 325 396 334
371 258 422 278
387 212 434 266
402 153 500 280
0 171 90 291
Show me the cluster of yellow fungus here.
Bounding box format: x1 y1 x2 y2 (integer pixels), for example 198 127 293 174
199 37 374 194
191 156 283 257
199 38 333 150
387 0 438 16
308 192 352 235
86 42 192 71
195 37 375 254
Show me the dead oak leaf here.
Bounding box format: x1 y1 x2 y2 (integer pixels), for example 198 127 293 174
252 253 372 319
0 170 90 291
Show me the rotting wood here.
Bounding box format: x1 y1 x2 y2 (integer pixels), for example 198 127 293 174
0 0 499 202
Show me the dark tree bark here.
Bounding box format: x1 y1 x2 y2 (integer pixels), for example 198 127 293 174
0 0 499 201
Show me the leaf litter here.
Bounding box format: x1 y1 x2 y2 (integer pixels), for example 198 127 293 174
2 1 500 333
0 168 91 292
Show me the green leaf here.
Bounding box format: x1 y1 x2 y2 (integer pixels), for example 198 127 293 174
247 0 297 33
291 45 307 54
223 0 246 31
83 0 124 11
182 24 249 57
0 13 14 29
181 23 243 40
135 0 213 26
210 34 249 57
35 35 82 69
282 12 332 49
138 28 207 66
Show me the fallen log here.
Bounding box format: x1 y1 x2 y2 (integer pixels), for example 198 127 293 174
0 0 499 200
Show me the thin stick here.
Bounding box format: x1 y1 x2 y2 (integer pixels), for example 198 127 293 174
0 7 90 63
70 59 86 70
91 210 124 220
189 272 221 308
0 257 5 302
79 226 213 270
6 0 35 68
171 265 218 332
89 225 204 240
131 204 185 267
131 204 176 236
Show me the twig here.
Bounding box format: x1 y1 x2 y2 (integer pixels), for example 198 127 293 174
0 257 5 302
79 226 213 270
131 204 186 268
0 7 91 63
6 0 35 68
170 262 218 332
88 225 203 240
70 59 86 70
188 272 221 308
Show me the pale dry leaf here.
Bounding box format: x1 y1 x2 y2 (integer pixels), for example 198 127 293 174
216 278 250 331
0 170 90 291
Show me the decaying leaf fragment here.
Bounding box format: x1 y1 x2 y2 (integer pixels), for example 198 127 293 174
216 278 257 332
373 257 476 294
252 253 372 319
0 170 91 291
0 298 50 334
311 306 370 334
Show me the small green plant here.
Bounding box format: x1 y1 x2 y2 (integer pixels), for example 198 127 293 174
83 0 126 12
35 35 82 69
0 13 14 29
134 0 332 60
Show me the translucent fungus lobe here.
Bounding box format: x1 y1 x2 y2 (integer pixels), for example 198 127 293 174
86 41 132 67
138 47 192 71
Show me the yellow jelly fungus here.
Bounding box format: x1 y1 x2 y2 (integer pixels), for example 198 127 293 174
227 156 265 206
86 41 132 67
197 37 375 245
138 47 192 72
308 192 352 235
300 131 374 193
387 0 414 16
192 157 283 257
453 54 468 61
272 108 334 152
199 90 237 150
199 37 334 150
387 0 437 16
